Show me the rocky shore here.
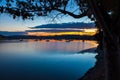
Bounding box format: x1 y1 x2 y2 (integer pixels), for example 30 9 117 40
79 47 105 80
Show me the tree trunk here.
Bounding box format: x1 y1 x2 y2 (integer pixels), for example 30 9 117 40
104 35 120 80
88 0 120 80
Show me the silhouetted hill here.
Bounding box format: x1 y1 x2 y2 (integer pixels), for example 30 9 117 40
0 34 4 39
4 35 95 40
0 31 27 36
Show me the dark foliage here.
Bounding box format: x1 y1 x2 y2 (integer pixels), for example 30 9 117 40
0 0 88 20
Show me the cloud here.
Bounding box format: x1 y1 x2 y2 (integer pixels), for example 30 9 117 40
30 22 95 29
26 29 84 33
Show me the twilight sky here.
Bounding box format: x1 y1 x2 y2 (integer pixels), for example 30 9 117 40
0 0 93 31
0 14 93 31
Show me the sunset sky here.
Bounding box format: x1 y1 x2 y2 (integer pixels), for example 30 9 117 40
0 14 96 36
0 14 93 31
0 0 96 36
0 0 94 31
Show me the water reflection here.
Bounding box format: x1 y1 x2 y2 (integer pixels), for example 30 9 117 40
0 39 98 53
0 40 98 80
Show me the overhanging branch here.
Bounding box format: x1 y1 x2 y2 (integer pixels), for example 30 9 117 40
53 8 87 18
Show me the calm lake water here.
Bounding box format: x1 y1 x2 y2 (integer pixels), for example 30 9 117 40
0 40 98 80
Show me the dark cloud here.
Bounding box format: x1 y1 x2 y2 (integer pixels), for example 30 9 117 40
26 29 84 32
30 22 95 29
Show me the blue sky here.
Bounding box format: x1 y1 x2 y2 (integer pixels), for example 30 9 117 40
0 13 93 31
0 0 93 31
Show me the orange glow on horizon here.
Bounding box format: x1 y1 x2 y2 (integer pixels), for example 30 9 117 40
27 28 97 36
84 28 97 32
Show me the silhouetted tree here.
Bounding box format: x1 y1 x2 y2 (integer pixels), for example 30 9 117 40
0 0 120 80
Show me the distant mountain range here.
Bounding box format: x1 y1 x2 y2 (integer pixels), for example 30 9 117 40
0 31 27 36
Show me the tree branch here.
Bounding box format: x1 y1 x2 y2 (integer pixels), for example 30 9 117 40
53 8 87 18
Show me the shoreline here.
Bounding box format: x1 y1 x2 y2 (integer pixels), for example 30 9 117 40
79 47 105 80
78 47 97 53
